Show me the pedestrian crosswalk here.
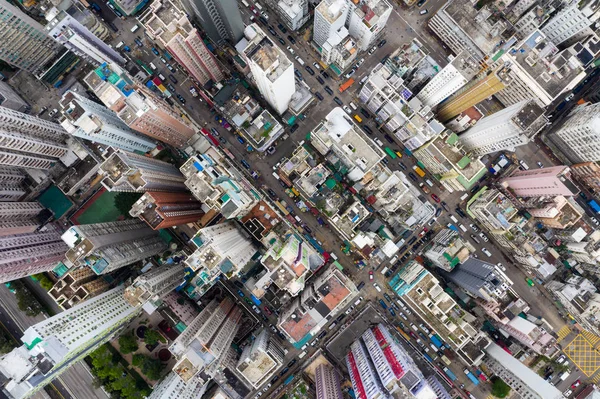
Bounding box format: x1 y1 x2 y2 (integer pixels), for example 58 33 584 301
582 330 600 347
589 372 600 384
557 325 571 343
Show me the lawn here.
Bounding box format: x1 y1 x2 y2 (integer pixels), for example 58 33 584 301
74 190 123 224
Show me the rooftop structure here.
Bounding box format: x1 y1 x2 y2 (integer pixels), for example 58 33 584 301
320 27 358 73
424 229 475 272
413 132 487 192
180 150 260 219
547 276 600 335
242 24 296 115
358 63 445 150
84 62 195 148
526 195 583 229
313 0 350 48
347 0 392 52
264 0 309 31
500 166 579 198
310 107 385 181
241 109 285 151
458 100 546 156
278 264 357 347
129 191 204 229
139 0 223 85
99 149 187 193
124 264 184 308
236 329 285 388
499 314 557 356
443 257 511 302
48 267 110 310
389 260 490 364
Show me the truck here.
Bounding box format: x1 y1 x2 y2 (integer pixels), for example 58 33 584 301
430 334 443 349
339 78 355 93
412 165 426 178
464 369 480 386
443 367 457 381
379 299 388 310
589 199 600 213
560 371 571 381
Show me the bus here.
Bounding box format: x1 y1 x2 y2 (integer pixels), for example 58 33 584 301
354 115 362 123
339 78 355 93
136 60 153 75
384 147 397 159
412 165 426 178
200 128 220 147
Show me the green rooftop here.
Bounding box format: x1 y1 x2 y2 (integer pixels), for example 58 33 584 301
37 185 73 219
446 133 459 146
457 156 471 169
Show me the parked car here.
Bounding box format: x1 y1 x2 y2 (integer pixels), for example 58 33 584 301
334 97 343 106
324 86 333 95
430 194 440 203
378 39 387 48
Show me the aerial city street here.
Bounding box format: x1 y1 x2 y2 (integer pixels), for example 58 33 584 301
0 0 600 398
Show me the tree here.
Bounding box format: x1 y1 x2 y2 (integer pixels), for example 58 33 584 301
114 192 142 216
118 332 138 354
491 377 511 398
0 332 15 354
32 274 54 291
131 354 146 367
141 357 163 380
143 329 165 346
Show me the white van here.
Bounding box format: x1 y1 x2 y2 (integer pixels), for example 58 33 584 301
130 24 140 33
460 192 469 201
116 41 124 49
374 138 384 147
158 73 166 81
482 248 492 257
349 102 358 110
459 224 468 233
299 350 307 359
149 62 157 70
380 267 389 275
241 0 249 6
254 3 263 10
450 215 458 223
272 172 280 180
295 56 305 66
425 179 434 187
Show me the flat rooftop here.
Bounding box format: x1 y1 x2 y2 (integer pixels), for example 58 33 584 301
244 28 292 83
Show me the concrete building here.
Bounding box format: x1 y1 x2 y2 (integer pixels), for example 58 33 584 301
0 1 63 76
443 257 511 302
541 5 592 46
0 202 44 237
45 8 125 66
547 102 600 163
129 191 204 229
458 100 546 156
170 298 242 384
528 196 582 229
242 24 296 115
84 62 195 148
124 264 185 307
180 151 260 220
0 166 27 202
139 0 223 85
484 342 564 399
493 30 586 108
315 364 343 399
389 260 490 365
500 166 579 198
547 276 600 335
310 107 385 181
265 0 309 31
313 0 350 48
436 66 510 122
412 132 487 192
570 162 600 193
61 219 167 275
236 329 285 388
0 286 139 399
147 372 208 399
347 0 392 52
423 228 474 272
48 267 110 310
320 28 359 73
358 63 445 151
59 91 156 153
99 150 187 193
0 82 29 113
346 323 435 399
181 0 244 45
240 108 285 152
0 229 68 283
0 106 73 170
416 52 479 108
184 222 258 286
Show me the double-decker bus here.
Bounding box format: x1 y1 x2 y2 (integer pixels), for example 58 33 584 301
384 147 397 159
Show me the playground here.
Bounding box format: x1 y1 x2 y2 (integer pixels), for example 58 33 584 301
70 188 124 225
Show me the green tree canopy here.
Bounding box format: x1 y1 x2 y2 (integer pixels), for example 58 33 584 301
141 357 163 380
491 377 511 398
143 329 165 346
118 332 138 354
131 354 146 367
114 192 142 216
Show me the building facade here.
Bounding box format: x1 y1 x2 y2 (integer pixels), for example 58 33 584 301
0 202 44 237
124 264 185 307
181 0 244 45
541 5 591 46
129 191 204 229
570 162 600 193
313 0 350 48
315 364 343 399
347 0 392 52
236 329 285 388
0 81 29 113
500 166 579 197
547 102 600 163
48 267 110 310
59 91 156 153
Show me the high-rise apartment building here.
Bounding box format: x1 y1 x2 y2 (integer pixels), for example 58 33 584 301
124 265 185 307
147 372 208 399
180 152 260 219
347 0 392 52
0 286 139 399
129 191 204 229
436 66 509 122
484 343 564 399
140 0 223 85
417 52 479 108
0 166 27 202
458 100 546 156
0 81 30 113
236 329 285 388
541 5 592 46
242 24 296 115
48 267 110 310
45 9 126 66
570 162 600 193
62 219 167 275
84 63 195 148
0 229 68 283
547 102 600 163
59 91 156 153
99 150 187 193
185 222 257 284
0 2 63 75
500 166 579 197
315 364 343 399
313 0 350 48
0 202 44 237
170 298 242 383
265 0 309 31
181 0 244 45
0 106 73 170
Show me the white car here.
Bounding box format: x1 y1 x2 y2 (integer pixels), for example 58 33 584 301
287 46 294 55
469 223 479 232
479 232 489 242
343 105 351 114
312 62 321 70
496 263 506 272
368 46 377 55
373 282 382 292
261 11 269 19
482 248 492 257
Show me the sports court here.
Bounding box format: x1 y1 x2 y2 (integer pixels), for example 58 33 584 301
70 188 123 225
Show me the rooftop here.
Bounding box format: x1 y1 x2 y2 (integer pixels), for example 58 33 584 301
244 25 292 84
316 0 348 24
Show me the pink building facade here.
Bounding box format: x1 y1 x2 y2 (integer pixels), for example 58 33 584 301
500 166 580 197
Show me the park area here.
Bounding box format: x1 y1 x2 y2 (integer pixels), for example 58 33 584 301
70 188 139 225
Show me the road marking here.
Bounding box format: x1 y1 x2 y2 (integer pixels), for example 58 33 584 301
556 325 572 343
